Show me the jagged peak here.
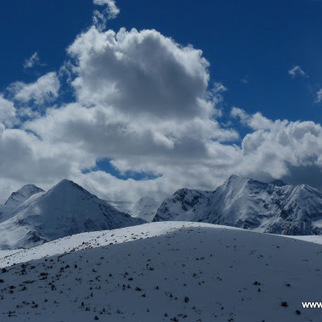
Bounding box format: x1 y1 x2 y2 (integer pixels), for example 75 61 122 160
295 183 320 194
9 184 43 195
223 175 250 187
174 188 191 195
225 175 269 188
4 184 44 207
269 179 288 187
226 174 241 181
173 187 203 199
225 174 255 183
20 184 43 191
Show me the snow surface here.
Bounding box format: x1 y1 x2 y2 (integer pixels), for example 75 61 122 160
0 222 321 321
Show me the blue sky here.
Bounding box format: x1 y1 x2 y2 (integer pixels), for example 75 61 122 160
0 0 321 201
1 0 321 120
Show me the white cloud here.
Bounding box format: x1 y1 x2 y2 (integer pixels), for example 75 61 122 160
232 109 322 186
240 76 249 84
93 0 120 29
0 95 16 127
10 72 60 105
23 52 40 69
315 88 322 103
288 65 307 79
212 82 227 94
1 100 322 203
22 96 322 202
231 107 273 130
17 26 240 202
68 27 212 120
94 0 120 19
24 101 237 176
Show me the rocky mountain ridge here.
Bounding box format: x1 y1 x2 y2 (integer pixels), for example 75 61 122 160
153 175 322 235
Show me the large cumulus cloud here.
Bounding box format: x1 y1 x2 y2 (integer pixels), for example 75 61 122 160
68 27 213 120
0 26 237 202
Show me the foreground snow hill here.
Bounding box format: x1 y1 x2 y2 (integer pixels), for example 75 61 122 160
154 175 322 235
0 222 321 322
0 179 144 250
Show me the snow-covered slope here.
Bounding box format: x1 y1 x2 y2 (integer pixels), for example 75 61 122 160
154 175 322 235
0 184 44 223
109 197 159 222
0 179 145 250
108 200 135 214
0 222 321 321
4 184 44 209
130 196 160 222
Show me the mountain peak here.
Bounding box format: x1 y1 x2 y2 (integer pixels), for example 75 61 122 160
225 174 252 185
4 184 44 209
226 174 241 182
269 179 287 187
54 179 81 189
48 179 90 196
131 196 159 222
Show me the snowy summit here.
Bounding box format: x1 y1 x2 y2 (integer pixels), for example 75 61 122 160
0 179 144 250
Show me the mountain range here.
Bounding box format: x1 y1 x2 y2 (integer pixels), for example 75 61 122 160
154 175 322 235
1 175 322 250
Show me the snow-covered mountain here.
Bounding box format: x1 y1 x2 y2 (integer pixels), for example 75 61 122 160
109 196 159 222
108 200 135 214
0 184 44 222
0 179 145 250
4 184 44 209
0 222 321 321
153 175 322 235
130 196 160 222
